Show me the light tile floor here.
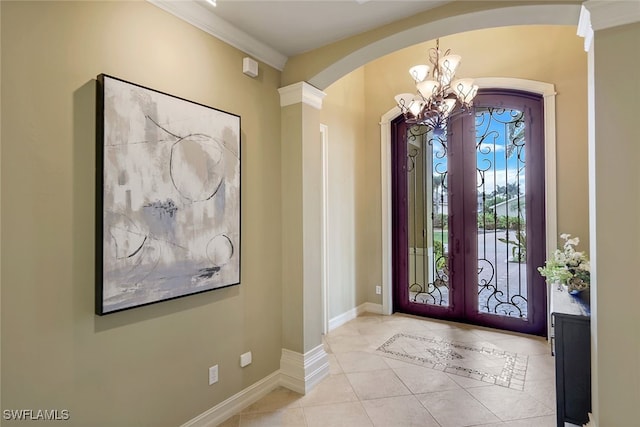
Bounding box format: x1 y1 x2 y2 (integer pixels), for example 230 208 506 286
219 313 556 427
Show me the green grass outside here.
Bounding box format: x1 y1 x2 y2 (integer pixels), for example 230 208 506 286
431 229 448 244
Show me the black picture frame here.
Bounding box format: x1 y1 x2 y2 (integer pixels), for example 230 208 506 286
96 74 241 315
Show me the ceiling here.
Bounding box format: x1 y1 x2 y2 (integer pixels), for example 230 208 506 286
208 0 451 56
150 0 452 70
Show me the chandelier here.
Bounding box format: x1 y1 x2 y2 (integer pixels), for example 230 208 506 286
394 39 478 135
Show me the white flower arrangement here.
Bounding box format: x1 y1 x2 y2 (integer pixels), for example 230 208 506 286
538 233 590 292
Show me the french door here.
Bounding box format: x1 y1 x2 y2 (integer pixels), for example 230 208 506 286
392 90 547 336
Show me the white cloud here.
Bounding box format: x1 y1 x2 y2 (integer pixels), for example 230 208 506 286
477 168 525 192
478 142 505 153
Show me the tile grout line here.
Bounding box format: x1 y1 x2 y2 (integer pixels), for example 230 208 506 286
229 314 556 426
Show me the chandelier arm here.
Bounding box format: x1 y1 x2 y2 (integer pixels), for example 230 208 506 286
395 38 477 134
428 47 439 70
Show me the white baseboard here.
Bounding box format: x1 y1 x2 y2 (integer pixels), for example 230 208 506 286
182 305 385 427
328 306 359 330
328 302 385 331
362 302 383 314
182 344 330 427
279 344 329 395
180 370 280 427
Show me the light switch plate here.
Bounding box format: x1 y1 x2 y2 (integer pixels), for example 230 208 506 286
240 352 252 367
208 365 218 385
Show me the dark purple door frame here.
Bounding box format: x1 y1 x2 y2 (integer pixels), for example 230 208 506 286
392 89 547 336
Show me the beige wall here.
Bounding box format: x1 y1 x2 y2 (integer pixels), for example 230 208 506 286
362 25 588 304
320 68 367 318
591 22 640 427
1 2 282 426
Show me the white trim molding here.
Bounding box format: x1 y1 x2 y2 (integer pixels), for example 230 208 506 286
328 302 384 331
182 305 385 425
180 350 328 427
320 124 330 335
578 6 594 52
362 302 384 315
180 304 381 426
379 106 401 315
147 0 287 71
180 370 280 427
584 0 640 31
180 344 329 427
329 306 360 331
279 344 329 395
579 1 640 52
380 78 558 317
278 82 327 109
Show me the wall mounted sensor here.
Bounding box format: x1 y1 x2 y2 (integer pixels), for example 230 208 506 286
243 57 259 78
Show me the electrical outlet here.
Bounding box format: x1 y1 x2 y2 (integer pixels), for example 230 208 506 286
376 285 382 295
240 351 252 367
208 365 218 385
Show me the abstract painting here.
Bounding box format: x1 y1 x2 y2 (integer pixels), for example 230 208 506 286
95 74 240 315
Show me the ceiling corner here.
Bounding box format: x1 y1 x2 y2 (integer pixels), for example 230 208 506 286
147 0 288 71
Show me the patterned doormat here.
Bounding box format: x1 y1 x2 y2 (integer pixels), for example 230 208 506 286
376 333 528 390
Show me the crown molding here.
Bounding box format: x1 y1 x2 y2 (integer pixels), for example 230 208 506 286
577 5 594 52
278 82 326 109
148 0 288 71
583 0 640 31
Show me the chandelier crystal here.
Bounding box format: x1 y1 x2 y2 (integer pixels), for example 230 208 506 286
394 39 478 134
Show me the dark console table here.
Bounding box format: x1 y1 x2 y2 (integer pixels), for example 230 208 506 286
550 286 591 427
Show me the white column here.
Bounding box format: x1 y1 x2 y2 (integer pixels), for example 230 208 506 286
580 2 640 425
278 82 330 393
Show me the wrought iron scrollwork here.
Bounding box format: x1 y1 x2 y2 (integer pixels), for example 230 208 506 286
406 125 450 307
475 107 528 318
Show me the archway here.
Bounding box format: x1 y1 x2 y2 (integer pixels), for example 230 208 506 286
282 0 579 404
285 3 582 89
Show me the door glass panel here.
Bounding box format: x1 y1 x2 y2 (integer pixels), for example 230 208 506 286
407 126 450 307
475 108 528 319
